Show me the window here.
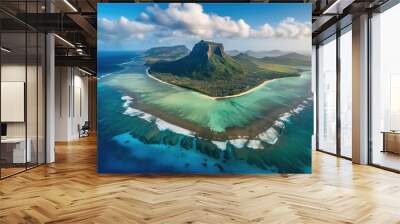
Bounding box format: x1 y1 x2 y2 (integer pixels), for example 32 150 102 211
317 35 337 154
370 3 400 171
339 27 352 158
316 25 353 159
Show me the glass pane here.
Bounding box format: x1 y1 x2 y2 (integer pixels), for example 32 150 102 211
27 31 38 169
1 31 27 177
25 0 38 169
38 33 45 165
340 28 352 158
371 4 400 171
312 45 317 150
318 36 337 154
0 1 46 178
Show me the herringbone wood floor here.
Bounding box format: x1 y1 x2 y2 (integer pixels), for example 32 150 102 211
1 135 400 224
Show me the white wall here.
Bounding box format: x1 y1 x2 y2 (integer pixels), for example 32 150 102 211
1 64 42 137
1 65 26 138
1 82 25 122
72 73 89 138
54 67 89 141
55 67 70 141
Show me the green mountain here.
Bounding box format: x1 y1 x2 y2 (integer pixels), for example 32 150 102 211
149 40 244 80
144 45 190 64
228 50 303 58
148 40 302 97
233 53 260 70
245 50 287 58
260 53 311 66
226 49 241 56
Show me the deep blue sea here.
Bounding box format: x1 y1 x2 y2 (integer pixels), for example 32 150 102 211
98 51 141 76
97 51 313 174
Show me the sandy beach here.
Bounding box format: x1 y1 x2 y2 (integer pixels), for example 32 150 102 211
145 68 283 100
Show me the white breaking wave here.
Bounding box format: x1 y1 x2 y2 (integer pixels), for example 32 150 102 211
257 99 310 146
279 112 292 122
121 95 195 136
212 141 228 151
121 95 133 101
229 138 248 148
258 127 279 145
155 119 194 136
247 140 264 150
120 95 311 150
98 73 113 80
292 104 305 114
122 96 133 108
121 96 154 122
275 120 285 129
123 106 154 122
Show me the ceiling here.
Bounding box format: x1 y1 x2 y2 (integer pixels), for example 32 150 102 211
312 0 391 44
0 0 394 75
1 0 97 74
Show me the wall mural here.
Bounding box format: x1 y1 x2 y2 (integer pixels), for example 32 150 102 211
97 3 313 174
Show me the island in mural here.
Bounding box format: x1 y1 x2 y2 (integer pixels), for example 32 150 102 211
97 3 313 174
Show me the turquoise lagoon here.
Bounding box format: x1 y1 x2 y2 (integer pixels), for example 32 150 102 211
97 52 313 174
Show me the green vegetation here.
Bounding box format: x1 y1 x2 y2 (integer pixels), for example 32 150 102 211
147 40 307 97
143 45 190 65
260 53 311 67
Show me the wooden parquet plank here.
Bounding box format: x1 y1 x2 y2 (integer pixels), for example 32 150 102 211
0 135 400 223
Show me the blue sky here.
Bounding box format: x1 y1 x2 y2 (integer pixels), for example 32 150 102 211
98 3 311 53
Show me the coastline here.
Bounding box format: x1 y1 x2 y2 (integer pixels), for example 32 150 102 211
146 69 178 88
131 95 311 140
145 68 283 100
104 67 312 141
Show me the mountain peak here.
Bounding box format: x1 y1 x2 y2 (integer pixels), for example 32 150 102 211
277 52 306 59
149 40 243 81
191 40 224 58
236 52 250 57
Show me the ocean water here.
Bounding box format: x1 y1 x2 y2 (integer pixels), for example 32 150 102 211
97 51 313 174
98 51 136 75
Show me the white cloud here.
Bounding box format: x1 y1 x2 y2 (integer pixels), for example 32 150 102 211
274 17 311 39
139 12 149 21
250 23 275 38
98 3 311 44
98 16 155 41
250 18 310 39
144 3 251 39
